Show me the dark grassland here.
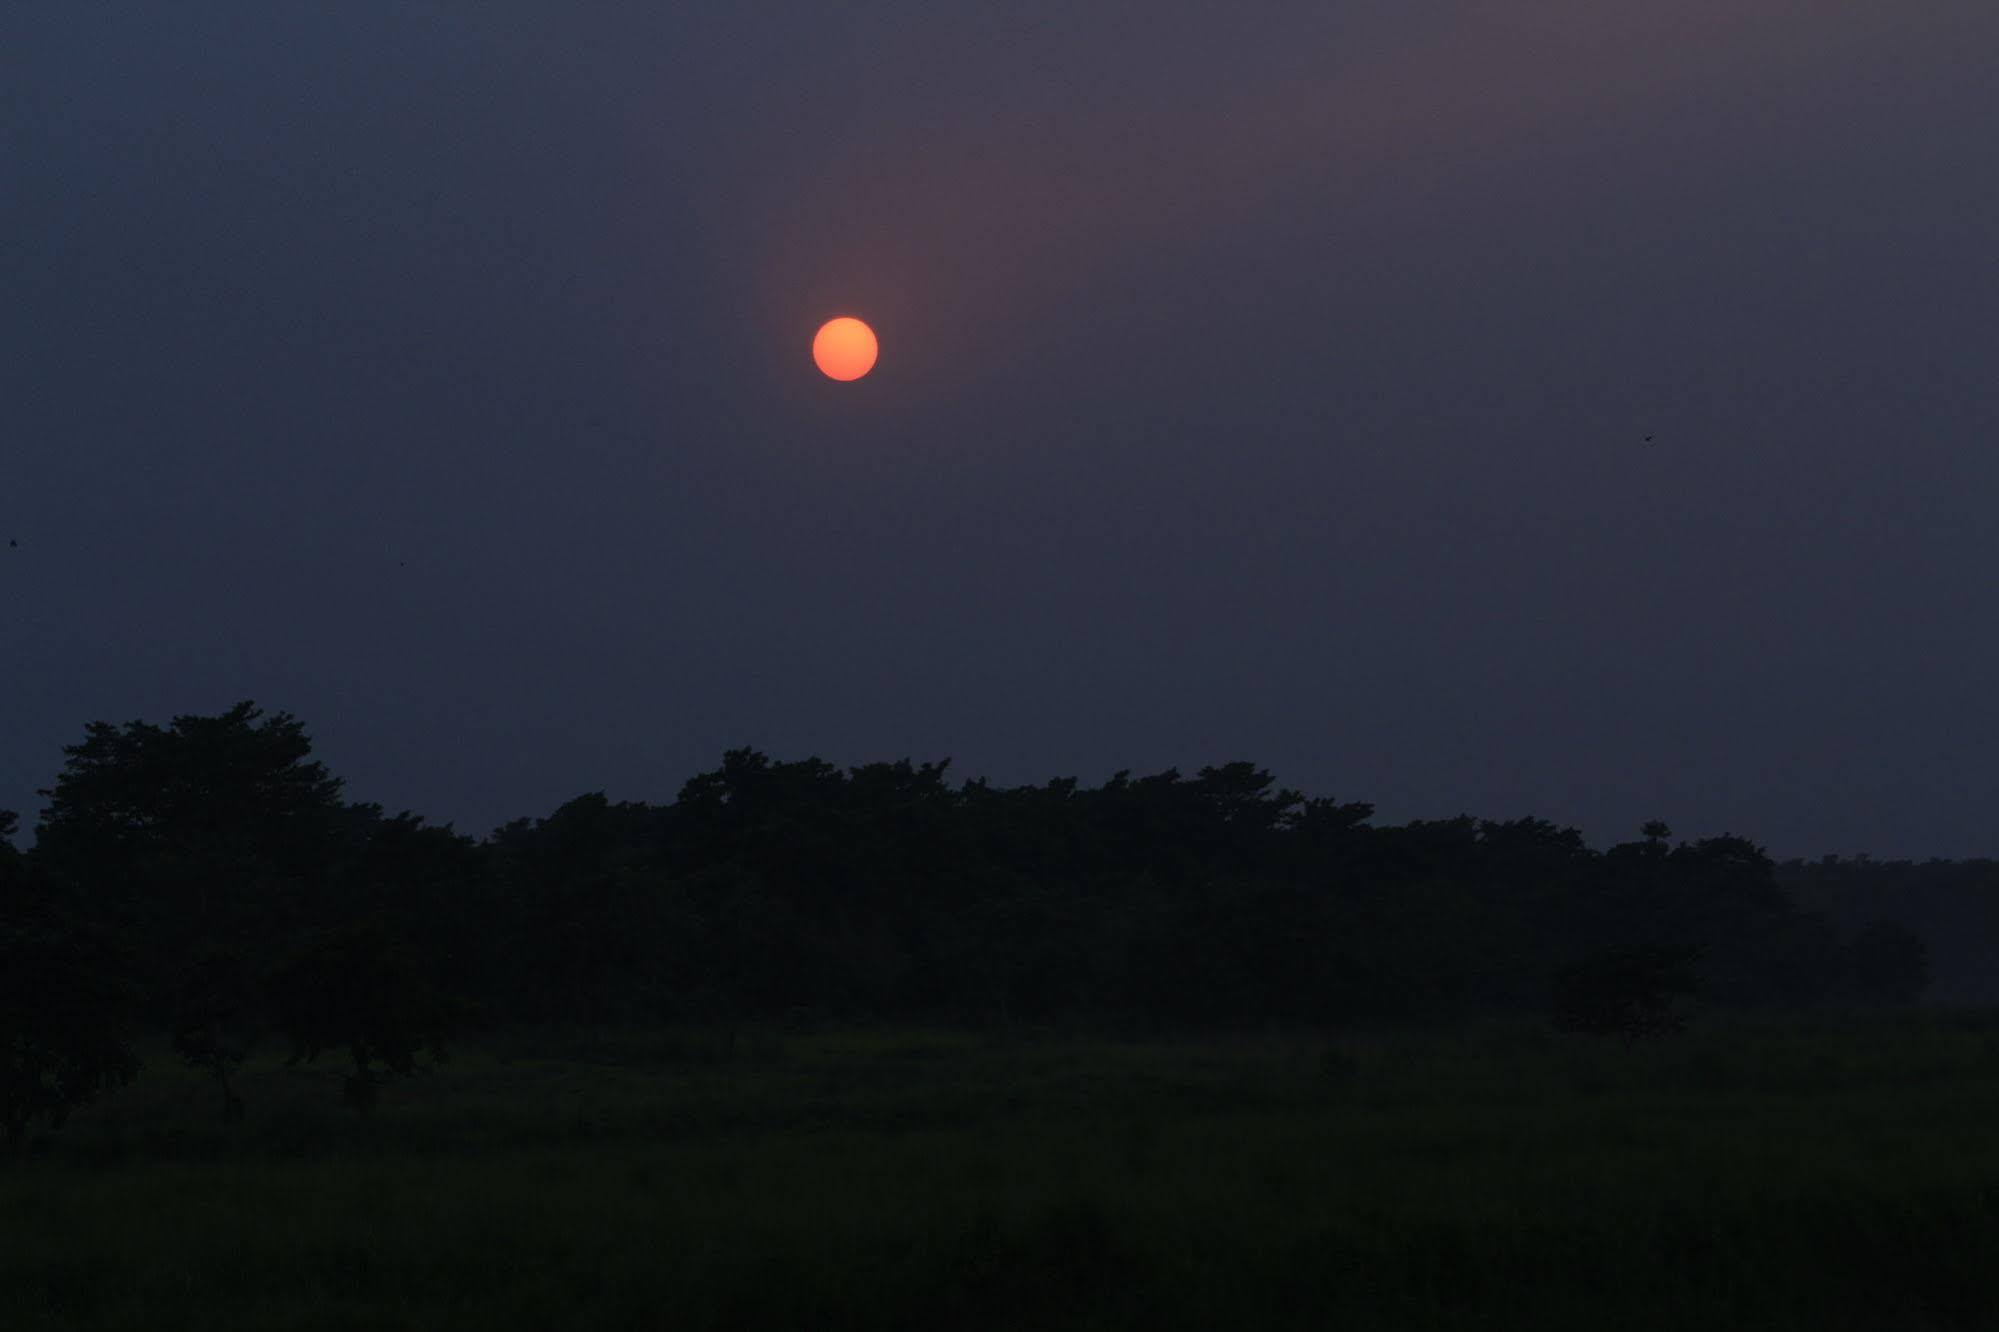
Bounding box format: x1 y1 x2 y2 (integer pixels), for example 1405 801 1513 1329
9 1008 1999 1331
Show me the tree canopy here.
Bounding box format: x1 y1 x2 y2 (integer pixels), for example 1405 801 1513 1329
0 702 1953 1134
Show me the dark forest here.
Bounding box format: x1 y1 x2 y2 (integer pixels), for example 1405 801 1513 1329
4 701 1964 1135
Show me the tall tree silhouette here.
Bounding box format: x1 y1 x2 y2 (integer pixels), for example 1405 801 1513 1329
0 811 141 1147
33 702 357 993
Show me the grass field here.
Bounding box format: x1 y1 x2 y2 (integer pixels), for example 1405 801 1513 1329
7 1008 1999 1330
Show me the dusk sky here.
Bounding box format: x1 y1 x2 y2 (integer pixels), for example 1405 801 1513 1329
5 1 1995 858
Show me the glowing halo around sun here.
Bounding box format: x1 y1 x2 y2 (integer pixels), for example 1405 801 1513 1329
812 317 878 381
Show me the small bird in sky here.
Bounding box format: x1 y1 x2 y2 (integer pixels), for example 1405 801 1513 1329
6 538 15 548
1643 435 1655 444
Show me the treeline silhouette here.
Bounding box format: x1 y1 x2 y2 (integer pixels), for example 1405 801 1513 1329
1777 855 1999 1006
0 702 1944 1137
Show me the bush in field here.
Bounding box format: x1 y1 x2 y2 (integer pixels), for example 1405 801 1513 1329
1550 942 1702 1049
266 920 452 1111
1317 1046 1360 1083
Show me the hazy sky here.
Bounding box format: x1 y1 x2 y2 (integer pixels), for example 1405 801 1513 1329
5 1 1996 857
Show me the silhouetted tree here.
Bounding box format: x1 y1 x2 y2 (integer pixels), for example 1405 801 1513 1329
338 812 488 1017
266 920 451 1111
32 702 357 997
1749 907 1845 1008
481 794 674 1022
1550 942 1703 1049
1670 834 1812 1005
1 812 141 1147
1778 856 1994 1004
170 950 261 1120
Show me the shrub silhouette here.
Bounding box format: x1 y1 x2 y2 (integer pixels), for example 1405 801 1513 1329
1550 943 1702 1049
266 921 451 1112
1317 1046 1360 1083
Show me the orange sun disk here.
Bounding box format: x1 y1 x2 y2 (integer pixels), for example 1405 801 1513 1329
813 317 878 381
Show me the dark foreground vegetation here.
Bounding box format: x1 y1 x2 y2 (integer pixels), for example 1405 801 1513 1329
4 701 1995 1327
8 1014 1999 1331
